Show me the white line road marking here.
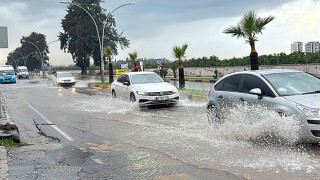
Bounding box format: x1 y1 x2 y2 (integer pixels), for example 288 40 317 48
25 101 74 141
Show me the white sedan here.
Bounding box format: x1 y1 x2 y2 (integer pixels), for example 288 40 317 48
54 71 76 86
111 72 179 106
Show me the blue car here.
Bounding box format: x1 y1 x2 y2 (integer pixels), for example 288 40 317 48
0 67 17 84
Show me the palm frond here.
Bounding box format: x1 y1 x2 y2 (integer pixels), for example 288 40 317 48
173 44 188 61
255 16 275 34
128 51 137 61
104 46 112 57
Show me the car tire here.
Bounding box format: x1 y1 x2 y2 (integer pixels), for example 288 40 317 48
130 93 136 102
112 90 116 98
207 104 221 124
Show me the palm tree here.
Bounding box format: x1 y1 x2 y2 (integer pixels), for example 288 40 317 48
104 46 113 83
173 44 188 89
223 11 275 70
129 51 138 72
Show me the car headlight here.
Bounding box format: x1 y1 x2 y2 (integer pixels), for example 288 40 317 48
137 91 146 95
297 104 320 118
136 91 146 95
172 88 178 93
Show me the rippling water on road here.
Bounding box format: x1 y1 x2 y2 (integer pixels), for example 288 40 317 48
61 87 320 180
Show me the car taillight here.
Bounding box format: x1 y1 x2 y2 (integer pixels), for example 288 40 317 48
208 90 211 97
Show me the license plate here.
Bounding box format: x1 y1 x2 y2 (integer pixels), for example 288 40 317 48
156 96 168 101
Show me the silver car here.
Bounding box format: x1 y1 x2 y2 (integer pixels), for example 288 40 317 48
206 69 320 143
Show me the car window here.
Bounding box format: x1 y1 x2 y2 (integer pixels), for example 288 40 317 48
241 74 275 97
123 75 130 83
263 72 320 96
131 73 164 84
57 72 72 78
117 75 125 83
214 74 241 92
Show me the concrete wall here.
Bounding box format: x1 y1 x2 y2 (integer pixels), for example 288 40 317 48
165 64 320 77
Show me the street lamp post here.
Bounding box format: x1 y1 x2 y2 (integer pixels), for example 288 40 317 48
25 52 36 66
60 1 135 82
8 57 18 68
14 51 26 67
40 39 59 66
21 40 43 67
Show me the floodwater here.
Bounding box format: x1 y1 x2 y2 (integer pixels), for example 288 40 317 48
65 76 320 179
48 76 320 179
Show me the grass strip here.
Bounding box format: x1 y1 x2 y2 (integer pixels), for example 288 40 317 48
179 88 208 96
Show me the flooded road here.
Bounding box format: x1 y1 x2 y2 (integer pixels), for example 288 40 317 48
3 77 320 179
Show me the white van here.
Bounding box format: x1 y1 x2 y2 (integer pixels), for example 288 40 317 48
16 66 29 79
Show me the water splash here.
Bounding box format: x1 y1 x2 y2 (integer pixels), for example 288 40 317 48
210 103 301 145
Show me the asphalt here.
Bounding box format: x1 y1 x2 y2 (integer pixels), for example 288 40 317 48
0 82 207 179
0 146 8 179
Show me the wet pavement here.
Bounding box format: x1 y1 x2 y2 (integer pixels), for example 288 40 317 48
1 76 320 179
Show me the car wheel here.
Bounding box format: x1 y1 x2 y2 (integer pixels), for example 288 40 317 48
207 104 222 124
112 90 116 98
130 93 136 102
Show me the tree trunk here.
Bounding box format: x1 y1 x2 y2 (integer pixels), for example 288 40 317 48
250 51 259 70
81 65 88 75
249 39 259 70
173 69 177 78
109 62 113 83
178 67 185 89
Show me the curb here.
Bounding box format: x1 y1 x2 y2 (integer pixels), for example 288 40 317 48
191 95 207 101
0 93 20 142
88 83 111 91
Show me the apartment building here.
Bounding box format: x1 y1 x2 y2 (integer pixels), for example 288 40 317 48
291 41 303 53
305 41 320 53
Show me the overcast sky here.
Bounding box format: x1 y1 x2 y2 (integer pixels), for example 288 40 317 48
0 0 319 66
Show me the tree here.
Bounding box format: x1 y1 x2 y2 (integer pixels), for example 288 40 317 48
171 60 178 78
129 51 138 72
223 11 274 70
59 0 129 75
21 32 49 69
104 46 114 83
173 43 188 89
6 32 49 71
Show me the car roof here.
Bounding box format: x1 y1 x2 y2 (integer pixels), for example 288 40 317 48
230 69 301 76
57 71 72 74
126 71 157 75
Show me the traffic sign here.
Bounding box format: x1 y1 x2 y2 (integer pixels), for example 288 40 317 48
156 59 162 65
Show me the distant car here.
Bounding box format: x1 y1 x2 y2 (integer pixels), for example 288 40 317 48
0 65 16 84
16 66 29 79
54 71 75 86
111 72 179 106
206 69 320 143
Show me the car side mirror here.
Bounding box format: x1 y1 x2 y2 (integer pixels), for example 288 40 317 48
123 81 130 86
249 88 262 99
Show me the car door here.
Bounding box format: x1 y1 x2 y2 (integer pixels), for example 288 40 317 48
239 74 276 108
114 75 125 97
122 74 132 99
214 74 243 113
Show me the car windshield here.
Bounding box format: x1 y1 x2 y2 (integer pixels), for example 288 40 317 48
131 73 164 84
18 69 28 72
263 72 320 96
57 72 73 78
0 70 14 75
